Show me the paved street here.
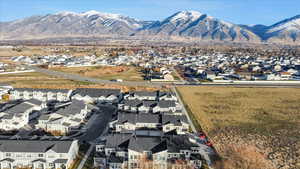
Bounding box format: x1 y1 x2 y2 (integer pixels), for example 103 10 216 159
172 87 197 133
77 105 115 142
28 65 300 88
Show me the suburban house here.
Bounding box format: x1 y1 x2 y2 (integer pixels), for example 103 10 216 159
37 99 98 135
10 88 72 102
94 133 203 169
115 113 160 132
161 115 189 134
0 139 79 169
71 88 121 103
0 99 44 131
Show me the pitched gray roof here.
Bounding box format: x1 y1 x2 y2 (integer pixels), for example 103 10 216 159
123 100 142 107
13 88 69 93
131 91 157 97
72 88 120 98
128 136 163 152
0 140 74 153
55 99 85 116
158 100 176 108
26 99 43 106
166 135 198 153
162 115 188 125
105 133 132 148
2 102 34 117
117 113 160 124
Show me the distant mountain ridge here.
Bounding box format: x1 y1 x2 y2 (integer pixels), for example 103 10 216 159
0 10 300 44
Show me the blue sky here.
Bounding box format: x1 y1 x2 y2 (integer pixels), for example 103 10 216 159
0 0 299 25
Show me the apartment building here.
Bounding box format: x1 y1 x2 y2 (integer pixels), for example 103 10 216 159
37 99 98 134
0 99 44 131
0 140 78 169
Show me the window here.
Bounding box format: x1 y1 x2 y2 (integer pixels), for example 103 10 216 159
5 153 11 157
16 154 22 157
49 163 54 167
38 154 44 157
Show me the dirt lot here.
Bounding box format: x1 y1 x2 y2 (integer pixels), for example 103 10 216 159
177 86 300 169
51 66 144 81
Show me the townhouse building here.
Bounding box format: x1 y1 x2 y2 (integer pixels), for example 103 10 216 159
161 115 189 134
37 99 98 135
115 113 160 132
94 133 203 169
71 88 121 103
118 100 181 114
0 140 78 169
10 88 71 102
112 112 189 135
0 99 44 131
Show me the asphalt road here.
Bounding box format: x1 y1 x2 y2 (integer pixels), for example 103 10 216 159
27 65 162 87
28 65 300 88
77 105 115 142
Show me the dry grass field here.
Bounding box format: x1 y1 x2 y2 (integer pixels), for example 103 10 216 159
0 72 157 92
177 86 300 169
0 46 107 57
51 66 144 81
0 72 81 88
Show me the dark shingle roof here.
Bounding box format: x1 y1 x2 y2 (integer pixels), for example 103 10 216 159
13 88 69 93
158 100 176 108
117 113 159 124
162 115 188 125
72 88 120 98
166 135 198 153
55 99 85 116
0 140 74 153
123 100 142 107
3 102 34 115
105 133 131 149
128 136 163 152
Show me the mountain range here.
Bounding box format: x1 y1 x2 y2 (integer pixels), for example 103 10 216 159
0 10 300 44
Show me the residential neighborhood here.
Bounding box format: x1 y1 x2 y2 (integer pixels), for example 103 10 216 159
0 85 215 169
10 48 300 83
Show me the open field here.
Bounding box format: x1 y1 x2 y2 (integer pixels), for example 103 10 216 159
0 72 84 88
51 66 144 81
0 45 108 57
177 86 300 169
0 72 157 92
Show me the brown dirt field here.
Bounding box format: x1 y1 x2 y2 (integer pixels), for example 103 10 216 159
51 66 144 81
177 86 300 169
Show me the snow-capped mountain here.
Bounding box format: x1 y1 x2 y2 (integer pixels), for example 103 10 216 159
264 15 300 42
0 10 153 39
1 10 300 44
135 11 260 42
